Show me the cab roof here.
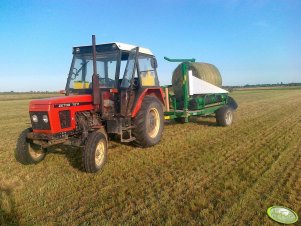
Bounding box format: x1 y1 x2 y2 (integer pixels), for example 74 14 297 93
113 42 153 55
73 42 153 56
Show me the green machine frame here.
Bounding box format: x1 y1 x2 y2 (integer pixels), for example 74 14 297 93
163 57 229 122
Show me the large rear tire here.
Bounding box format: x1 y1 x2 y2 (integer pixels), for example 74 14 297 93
83 131 108 173
132 96 164 147
15 128 46 164
216 106 233 126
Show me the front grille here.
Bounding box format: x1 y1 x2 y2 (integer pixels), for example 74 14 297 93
30 112 51 130
59 110 71 129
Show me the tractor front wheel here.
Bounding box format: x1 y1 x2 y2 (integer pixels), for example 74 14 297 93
216 106 233 126
83 130 108 173
133 96 164 147
15 128 46 164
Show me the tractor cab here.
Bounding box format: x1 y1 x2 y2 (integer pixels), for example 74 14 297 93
65 42 161 119
66 43 159 93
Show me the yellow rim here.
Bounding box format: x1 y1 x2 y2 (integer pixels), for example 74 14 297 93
95 140 105 166
147 108 160 138
28 143 44 159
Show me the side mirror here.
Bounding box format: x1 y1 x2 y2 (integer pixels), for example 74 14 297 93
151 58 158 69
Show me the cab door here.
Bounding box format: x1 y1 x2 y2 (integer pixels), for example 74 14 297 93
119 47 139 116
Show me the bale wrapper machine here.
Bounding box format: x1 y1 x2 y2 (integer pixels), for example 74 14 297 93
163 57 237 125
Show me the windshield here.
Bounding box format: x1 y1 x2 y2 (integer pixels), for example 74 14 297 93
67 51 119 93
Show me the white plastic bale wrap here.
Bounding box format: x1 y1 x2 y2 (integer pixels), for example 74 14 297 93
172 62 222 100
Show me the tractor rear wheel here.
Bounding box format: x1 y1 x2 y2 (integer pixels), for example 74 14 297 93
83 130 108 173
15 128 46 164
132 96 164 147
216 106 233 126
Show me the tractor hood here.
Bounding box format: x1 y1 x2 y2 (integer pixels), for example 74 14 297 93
29 95 93 111
29 94 94 134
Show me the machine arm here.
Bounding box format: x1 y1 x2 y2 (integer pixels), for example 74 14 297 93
164 57 195 63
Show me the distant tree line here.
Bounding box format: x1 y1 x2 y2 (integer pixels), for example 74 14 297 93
0 91 59 94
224 82 301 89
243 82 301 88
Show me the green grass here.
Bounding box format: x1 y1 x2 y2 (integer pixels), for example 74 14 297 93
1 89 301 225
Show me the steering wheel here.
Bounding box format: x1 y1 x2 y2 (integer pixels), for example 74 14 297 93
133 78 139 88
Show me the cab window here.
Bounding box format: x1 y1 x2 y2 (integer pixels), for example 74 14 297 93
68 52 118 93
138 55 159 87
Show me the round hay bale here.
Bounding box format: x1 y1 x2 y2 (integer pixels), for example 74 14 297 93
172 62 222 100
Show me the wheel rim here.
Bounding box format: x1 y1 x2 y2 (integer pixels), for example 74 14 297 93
147 107 160 138
95 140 105 167
28 142 44 160
225 110 233 125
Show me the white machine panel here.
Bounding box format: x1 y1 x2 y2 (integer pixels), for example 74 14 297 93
188 70 228 95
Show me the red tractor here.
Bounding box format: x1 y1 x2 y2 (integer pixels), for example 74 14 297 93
16 35 165 173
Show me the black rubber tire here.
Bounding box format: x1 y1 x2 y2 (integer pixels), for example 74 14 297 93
216 106 233 126
15 128 46 164
132 96 164 147
83 131 108 173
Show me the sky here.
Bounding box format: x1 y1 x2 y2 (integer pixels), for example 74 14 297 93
0 0 300 91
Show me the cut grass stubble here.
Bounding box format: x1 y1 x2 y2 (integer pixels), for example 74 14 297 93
0 89 301 225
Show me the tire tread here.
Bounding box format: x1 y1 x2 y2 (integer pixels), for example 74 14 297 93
15 128 46 164
132 96 163 147
216 106 233 126
83 131 107 173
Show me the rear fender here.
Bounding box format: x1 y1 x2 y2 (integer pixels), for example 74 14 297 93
227 96 238 110
131 88 165 118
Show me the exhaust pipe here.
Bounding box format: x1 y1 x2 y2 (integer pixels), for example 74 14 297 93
92 35 100 111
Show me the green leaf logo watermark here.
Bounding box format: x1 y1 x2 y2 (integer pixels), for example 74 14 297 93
267 206 298 224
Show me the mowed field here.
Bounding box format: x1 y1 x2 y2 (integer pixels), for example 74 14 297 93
1 89 301 225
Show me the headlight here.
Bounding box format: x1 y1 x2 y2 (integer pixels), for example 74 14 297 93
32 114 38 123
42 115 49 123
